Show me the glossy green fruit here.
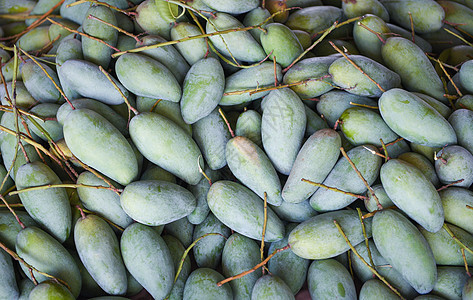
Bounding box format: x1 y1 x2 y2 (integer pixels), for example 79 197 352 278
307 259 356 300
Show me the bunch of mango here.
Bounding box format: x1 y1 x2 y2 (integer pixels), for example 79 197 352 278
1 0 473 299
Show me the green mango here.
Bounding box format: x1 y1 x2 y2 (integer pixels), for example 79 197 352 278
243 7 272 43
307 259 357 300
220 61 282 106
435 145 473 188
270 199 318 223
387 23 432 53
57 59 129 105
342 0 389 21
282 56 337 99
221 233 262 300
163 235 191 300
77 171 132 228
63 108 138 185
456 94 473 110
0 249 18 300
353 14 390 62
180 57 224 124
164 217 194 248
412 92 452 119
193 108 231 170
0 211 36 250
0 81 36 108
115 53 181 102
183 268 232 300
419 25 464 53
328 54 401 97
359 279 400 300
21 60 62 103
459 59 473 94
419 223 473 266
193 213 231 268
313 39 360 56
261 88 306 175
16 227 82 297
202 0 259 14
268 223 310 295
251 275 295 300
18 278 35 300
226 136 283 206
449 109 473 155
316 90 376 127
121 180 196 226
398 152 440 187
136 97 192 136
282 128 341 204
381 37 446 101
140 164 176 183
116 34 137 52
380 158 444 232
0 0 35 14
129 112 203 184
340 107 399 147
82 6 117 69
288 210 372 259
438 1 473 37
74 215 127 295
16 162 71 242
432 266 469 299
463 277 473 299
260 23 303 68
70 250 105 298
16 26 51 52
207 180 285 242
235 109 262 147
350 239 418 298
28 280 75 300
121 223 174 299
380 0 445 33
60 0 91 24
57 98 127 136
292 30 312 50
379 88 457 147
206 12 266 63
310 145 382 212
0 164 14 196
1 134 41 180
0 110 40 146
170 22 208 66
304 104 328 136
187 168 219 225
372 209 437 294
134 0 179 40
439 187 473 234
285 6 343 35
27 103 63 142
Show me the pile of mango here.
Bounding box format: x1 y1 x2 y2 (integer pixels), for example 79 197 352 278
1 0 473 299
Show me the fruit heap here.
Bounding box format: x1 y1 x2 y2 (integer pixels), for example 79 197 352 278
0 0 473 299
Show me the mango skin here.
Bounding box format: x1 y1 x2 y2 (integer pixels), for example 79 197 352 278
307 259 357 300
261 88 306 175
207 180 285 242
310 145 382 212
380 0 445 33
163 235 191 300
170 22 208 66
398 152 440 187
0 211 36 250
439 187 473 234
260 23 303 68
28 103 63 142
438 0 473 37
0 249 18 300
74 215 127 295
116 53 181 102
16 227 82 298
21 60 62 103
183 268 232 300
16 162 71 243
251 275 295 300
164 217 194 248
419 223 473 266
435 145 473 188
221 233 262 300
282 128 341 204
63 108 138 185
121 180 195 226
288 210 373 259
373 209 437 294
28 280 75 300
226 136 283 206
328 55 401 97
459 60 473 94
129 112 203 185
192 213 231 269
353 14 390 62
285 6 343 35
379 88 457 147
180 57 224 124
58 59 129 105
121 223 174 300
448 109 473 155
203 0 259 14
380 159 444 232
270 199 318 223
432 266 469 299
343 0 390 21
187 168 219 225
235 109 262 147
16 26 50 52
359 279 400 300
